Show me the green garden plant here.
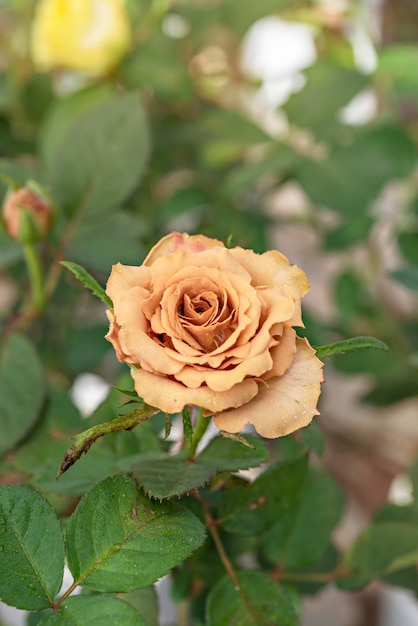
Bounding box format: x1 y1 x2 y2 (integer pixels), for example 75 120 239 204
1 1 418 624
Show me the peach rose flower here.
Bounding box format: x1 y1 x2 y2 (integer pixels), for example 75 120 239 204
105 232 324 438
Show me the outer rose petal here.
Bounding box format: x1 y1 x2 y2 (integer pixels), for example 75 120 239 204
105 309 127 361
229 247 309 327
132 368 259 414
106 262 151 303
143 231 224 266
212 337 324 438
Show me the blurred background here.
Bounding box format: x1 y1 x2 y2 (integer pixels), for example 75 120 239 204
1 0 418 624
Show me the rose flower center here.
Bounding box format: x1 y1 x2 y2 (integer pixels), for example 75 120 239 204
178 288 235 352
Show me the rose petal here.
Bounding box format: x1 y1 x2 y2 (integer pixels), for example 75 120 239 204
229 247 309 293
148 247 252 300
173 347 273 391
105 309 127 361
173 325 296 392
106 262 151 302
212 337 324 438
263 326 297 379
132 367 259 414
229 247 309 326
143 232 224 266
106 264 184 375
150 268 260 360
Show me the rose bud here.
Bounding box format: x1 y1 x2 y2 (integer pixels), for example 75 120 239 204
30 0 131 77
105 232 324 439
2 186 53 242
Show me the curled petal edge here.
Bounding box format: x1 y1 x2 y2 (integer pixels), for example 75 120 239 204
131 367 259 415
212 337 324 439
143 231 224 266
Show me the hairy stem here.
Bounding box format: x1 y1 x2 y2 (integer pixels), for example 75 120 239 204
56 404 158 478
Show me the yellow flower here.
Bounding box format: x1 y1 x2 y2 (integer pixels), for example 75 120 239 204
105 232 324 439
30 0 131 76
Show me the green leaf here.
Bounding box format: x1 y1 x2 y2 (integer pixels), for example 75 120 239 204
206 570 299 626
21 73 53 125
123 587 159 626
182 407 194 449
297 422 324 456
193 109 270 169
126 436 268 499
0 226 21 268
408 461 418 496
14 435 70 477
261 467 343 569
298 126 416 214
284 62 369 135
156 185 210 222
333 270 369 322
344 522 418 580
286 544 340 596
377 45 418 99
66 211 148 273
332 344 394 375
121 34 193 101
384 566 418 594
220 455 309 535
66 474 206 592
46 92 150 218
0 485 64 610
198 435 268 471
64 325 110 374
362 369 418 406
324 215 374 250
41 84 115 166
38 595 145 625
224 146 297 196
0 333 45 456
128 451 216 499
0 158 37 198
36 441 120 497
315 336 389 359
42 387 83 435
391 266 418 292
374 502 418 525
60 260 112 307
398 232 418 265
183 0 299 39
27 612 48 626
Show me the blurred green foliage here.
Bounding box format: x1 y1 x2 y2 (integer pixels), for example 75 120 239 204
1 0 418 624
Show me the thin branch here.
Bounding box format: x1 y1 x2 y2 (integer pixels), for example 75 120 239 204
272 564 349 584
194 491 241 590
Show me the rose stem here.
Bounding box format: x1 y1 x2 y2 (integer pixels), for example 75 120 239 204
194 490 241 590
272 565 348 584
56 405 159 479
188 408 210 458
22 240 45 313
